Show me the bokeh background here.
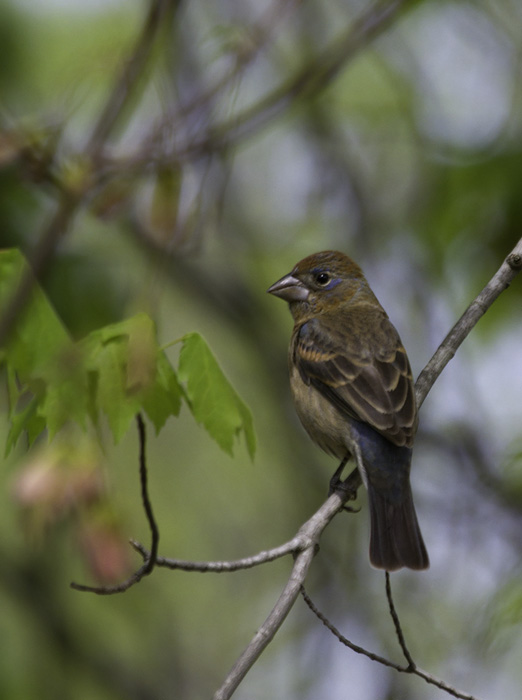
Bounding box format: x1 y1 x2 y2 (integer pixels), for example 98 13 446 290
1 0 522 698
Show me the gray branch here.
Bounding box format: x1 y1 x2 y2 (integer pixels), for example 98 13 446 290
415 238 522 408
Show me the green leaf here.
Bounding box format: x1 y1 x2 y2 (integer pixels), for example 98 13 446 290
178 332 256 459
80 314 182 442
142 350 183 433
1 250 239 452
38 345 90 439
96 337 141 442
0 249 72 379
5 396 45 455
81 319 147 443
1 249 77 451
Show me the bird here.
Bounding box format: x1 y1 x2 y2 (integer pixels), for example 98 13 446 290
267 250 429 571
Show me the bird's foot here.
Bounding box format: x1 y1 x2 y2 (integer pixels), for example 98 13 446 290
329 459 360 512
328 458 349 496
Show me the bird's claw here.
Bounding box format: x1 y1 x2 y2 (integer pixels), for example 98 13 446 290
328 458 359 512
328 457 349 497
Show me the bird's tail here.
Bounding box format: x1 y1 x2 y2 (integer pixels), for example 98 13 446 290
367 482 429 571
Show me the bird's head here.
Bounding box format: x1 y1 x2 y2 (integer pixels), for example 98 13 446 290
267 250 370 320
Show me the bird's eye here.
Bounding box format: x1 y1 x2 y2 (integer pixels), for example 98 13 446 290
315 272 331 286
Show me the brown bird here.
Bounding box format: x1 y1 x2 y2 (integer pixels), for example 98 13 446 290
268 250 429 571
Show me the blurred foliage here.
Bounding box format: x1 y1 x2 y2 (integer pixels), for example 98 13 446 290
1 0 522 699
1 249 253 456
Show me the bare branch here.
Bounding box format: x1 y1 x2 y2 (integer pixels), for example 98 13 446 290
415 237 522 409
136 413 160 574
140 0 300 159
213 546 316 700
385 571 415 669
71 414 159 595
131 537 301 572
212 469 360 700
300 584 401 669
300 586 481 700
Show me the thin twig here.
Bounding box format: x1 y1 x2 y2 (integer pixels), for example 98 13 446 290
300 586 481 700
131 537 300 572
300 585 400 669
385 571 415 669
136 413 159 573
71 414 159 594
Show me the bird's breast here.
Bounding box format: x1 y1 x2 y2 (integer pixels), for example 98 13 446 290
289 361 351 460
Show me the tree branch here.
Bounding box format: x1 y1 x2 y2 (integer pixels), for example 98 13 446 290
131 537 301 572
300 584 481 700
214 547 316 700
415 237 522 409
212 470 360 700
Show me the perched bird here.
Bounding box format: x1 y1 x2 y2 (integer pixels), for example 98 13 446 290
267 250 429 571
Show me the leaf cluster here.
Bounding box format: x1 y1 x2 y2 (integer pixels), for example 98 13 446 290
1 249 255 459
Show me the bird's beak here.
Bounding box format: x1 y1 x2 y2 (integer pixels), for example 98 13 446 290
267 274 309 302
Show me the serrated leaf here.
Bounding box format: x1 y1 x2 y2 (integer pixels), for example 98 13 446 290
5 397 43 456
1 249 77 450
39 345 89 439
80 314 177 442
94 337 141 443
0 249 71 379
178 332 256 459
142 350 183 433
1 250 205 449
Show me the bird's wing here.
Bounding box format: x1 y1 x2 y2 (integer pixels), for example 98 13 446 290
293 311 417 447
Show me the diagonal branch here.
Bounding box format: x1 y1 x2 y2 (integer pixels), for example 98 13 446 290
415 237 522 408
214 547 316 700
212 471 360 700
213 472 359 700
199 0 408 149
